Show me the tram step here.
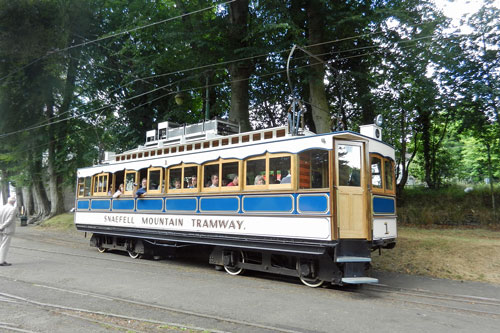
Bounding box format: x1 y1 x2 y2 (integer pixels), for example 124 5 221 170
336 256 371 263
342 277 379 284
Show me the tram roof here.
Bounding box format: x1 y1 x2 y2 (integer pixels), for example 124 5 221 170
77 126 394 178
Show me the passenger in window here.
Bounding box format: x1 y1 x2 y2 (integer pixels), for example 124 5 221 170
227 176 238 186
254 175 265 185
210 174 219 188
113 184 124 198
280 171 291 184
136 178 147 197
221 178 229 186
188 176 197 188
170 179 181 189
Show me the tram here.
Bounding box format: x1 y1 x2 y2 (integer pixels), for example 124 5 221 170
74 118 397 287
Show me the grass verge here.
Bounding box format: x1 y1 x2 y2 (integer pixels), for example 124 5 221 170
371 226 500 284
40 213 76 231
38 214 500 284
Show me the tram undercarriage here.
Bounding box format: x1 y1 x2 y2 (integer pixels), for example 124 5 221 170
89 233 377 287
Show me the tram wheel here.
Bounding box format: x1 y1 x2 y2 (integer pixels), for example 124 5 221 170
296 261 324 288
97 247 107 253
224 251 245 276
127 250 142 259
299 276 324 288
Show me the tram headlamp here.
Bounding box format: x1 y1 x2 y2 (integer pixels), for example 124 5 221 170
374 114 383 127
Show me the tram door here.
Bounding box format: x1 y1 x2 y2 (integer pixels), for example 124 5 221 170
334 140 369 239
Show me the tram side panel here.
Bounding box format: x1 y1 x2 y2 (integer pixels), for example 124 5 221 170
74 192 334 245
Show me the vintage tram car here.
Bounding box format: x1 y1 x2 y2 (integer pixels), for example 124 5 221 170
74 119 397 287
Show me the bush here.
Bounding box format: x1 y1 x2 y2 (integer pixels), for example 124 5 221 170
398 185 500 228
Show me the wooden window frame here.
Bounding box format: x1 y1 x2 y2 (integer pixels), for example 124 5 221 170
370 154 385 194
92 173 110 196
220 160 241 192
201 160 222 192
244 153 294 191
298 149 330 191
77 178 85 198
384 158 396 195
147 167 164 195
123 170 139 195
167 164 199 194
201 159 242 193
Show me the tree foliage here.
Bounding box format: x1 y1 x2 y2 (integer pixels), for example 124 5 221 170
0 0 499 215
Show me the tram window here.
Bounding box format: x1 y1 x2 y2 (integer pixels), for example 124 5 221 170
148 168 162 192
184 166 198 189
384 160 394 192
124 171 138 194
246 159 266 186
222 162 238 187
371 156 383 189
299 150 329 189
84 177 91 196
78 177 92 197
78 179 84 197
92 173 109 196
169 168 182 190
269 156 290 185
338 144 361 187
204 164 220 188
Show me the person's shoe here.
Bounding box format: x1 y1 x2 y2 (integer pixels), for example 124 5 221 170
0 262 11 266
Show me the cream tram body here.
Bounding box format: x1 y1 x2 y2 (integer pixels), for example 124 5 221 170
74 123 397 287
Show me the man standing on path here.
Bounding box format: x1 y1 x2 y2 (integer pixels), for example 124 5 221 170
0 196 17 266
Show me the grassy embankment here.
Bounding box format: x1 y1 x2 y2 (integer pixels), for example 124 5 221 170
42 211 500 284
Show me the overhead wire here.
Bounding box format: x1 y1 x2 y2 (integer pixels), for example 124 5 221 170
0 0 236 83
0 33 442 147
0 16 450 141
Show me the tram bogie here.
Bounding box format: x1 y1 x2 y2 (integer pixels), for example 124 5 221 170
75 119 397 287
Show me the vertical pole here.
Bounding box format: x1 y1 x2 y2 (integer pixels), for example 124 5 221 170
205 76 210 121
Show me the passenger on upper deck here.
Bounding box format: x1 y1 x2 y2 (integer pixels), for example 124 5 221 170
210 174 219 188
227 176 238 186
188 175 197 188
254 175 265 185
171 179 181 189
280 171 291 184
136 178 147 197
113 184 124 198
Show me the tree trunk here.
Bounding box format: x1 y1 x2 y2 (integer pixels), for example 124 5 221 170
0 169 8 204
306 0 331 133
15 186 23 214
32 176 50 217
419 107 434 188
227 0 252 132
29 150 50 217
486 142 497 222
22 186 34 216
46 88 65 217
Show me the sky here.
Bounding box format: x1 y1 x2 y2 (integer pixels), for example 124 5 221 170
433 0 500 26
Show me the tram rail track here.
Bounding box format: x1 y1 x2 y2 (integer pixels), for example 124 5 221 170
363 284 500 317
11 230 500 321
0 278 303 333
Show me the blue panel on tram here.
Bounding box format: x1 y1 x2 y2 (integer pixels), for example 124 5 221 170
137 199 163 211
91 199 110 210
112 199 135 211
200 197 239 212
373 197 395 214
165 198 197 212
298 195 328 213
77 200 89 210
243 196 293 213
